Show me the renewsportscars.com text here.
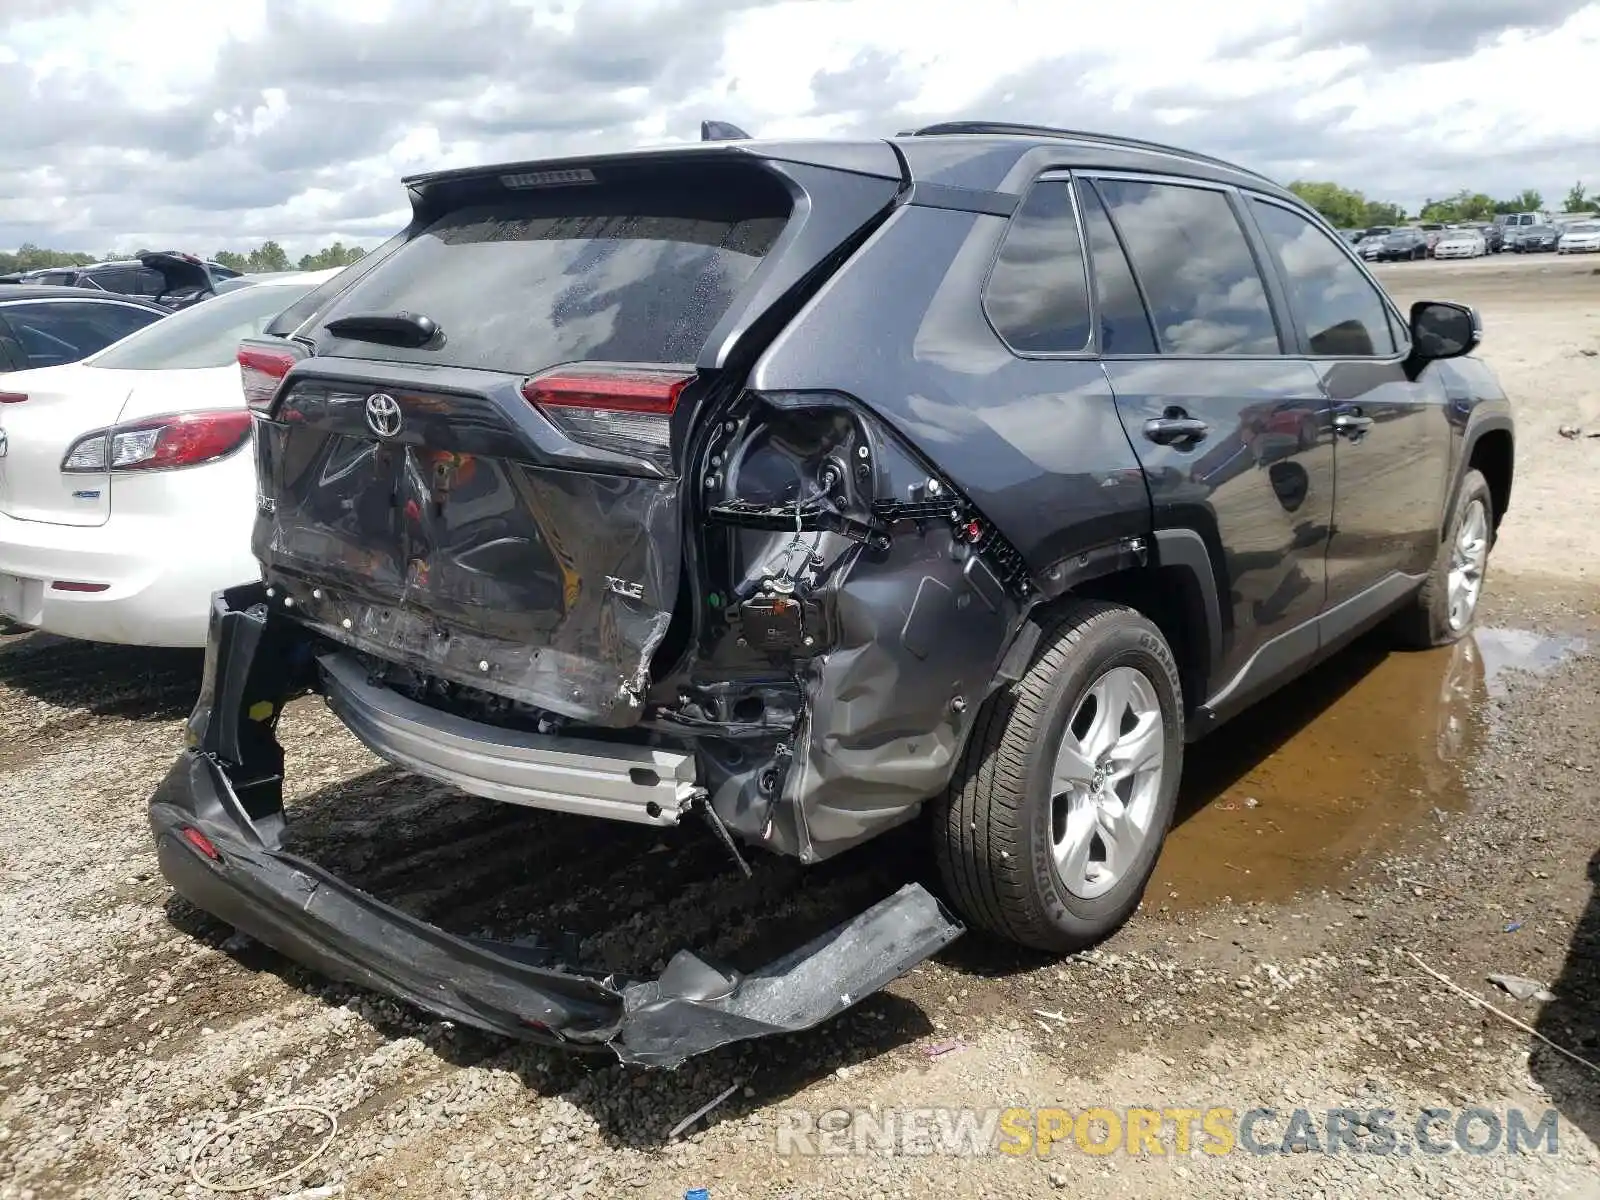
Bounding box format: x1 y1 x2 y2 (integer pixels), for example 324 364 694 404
775 1105 1562 1158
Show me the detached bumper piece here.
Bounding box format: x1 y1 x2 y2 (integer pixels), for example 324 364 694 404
150 584 963 1067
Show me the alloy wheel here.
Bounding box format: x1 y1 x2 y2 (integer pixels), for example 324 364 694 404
1048 666 1166 900
1447 498 1489 632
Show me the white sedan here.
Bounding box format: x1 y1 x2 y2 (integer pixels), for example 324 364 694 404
0 270 338 647
1432 228 1486 259
1557 222 1600 253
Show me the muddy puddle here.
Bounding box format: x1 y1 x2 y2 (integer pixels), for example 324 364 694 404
1150 627 1586 909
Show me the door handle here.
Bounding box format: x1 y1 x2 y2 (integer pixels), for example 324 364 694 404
1332 410 1374 438
1143 415 1209 447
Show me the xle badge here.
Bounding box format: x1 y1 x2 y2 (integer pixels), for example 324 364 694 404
605 576 644 600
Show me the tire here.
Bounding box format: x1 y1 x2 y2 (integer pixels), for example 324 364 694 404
1393 468 1494 649
931 601 1184 953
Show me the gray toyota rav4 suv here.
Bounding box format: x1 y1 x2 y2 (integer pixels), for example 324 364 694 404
151 121 1513 1066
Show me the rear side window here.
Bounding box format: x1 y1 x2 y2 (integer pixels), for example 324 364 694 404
92 282 310 370
311 172 790 373
982 180 1091 353
88 267 140 295
1076 181 1157 355
1094 179 1280 356
1 301 161 367
1249 200 1396 357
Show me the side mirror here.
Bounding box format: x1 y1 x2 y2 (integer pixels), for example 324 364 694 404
1409 300 1480 363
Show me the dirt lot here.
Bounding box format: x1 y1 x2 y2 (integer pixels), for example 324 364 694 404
3 254 1600 1200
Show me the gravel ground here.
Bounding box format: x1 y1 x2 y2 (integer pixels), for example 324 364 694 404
3 254 1600 1199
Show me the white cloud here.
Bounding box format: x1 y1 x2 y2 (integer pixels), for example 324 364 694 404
1 0 1597 257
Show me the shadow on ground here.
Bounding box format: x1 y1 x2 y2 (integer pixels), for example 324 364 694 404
0 628 203 722
1533 847 1600 1147
163 884 931 1150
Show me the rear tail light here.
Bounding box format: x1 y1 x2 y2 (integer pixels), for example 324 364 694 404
238 344 301 411
61 410 254 473
0 392 26 404
521 364 694 471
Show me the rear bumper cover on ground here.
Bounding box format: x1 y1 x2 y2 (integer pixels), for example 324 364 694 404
149 585 963 1066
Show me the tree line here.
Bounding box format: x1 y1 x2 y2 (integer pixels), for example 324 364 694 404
0 240 368 276
1288 180 1592 229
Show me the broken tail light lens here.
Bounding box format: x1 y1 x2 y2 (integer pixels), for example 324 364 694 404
521 364 694 472
61 410 254 473
238 343 302 412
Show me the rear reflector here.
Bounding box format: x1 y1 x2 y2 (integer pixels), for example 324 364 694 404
238 345 300 411
180 827 222 861
50 580 109 593
0 392 26 404
62 410 254 473
521 365 694 471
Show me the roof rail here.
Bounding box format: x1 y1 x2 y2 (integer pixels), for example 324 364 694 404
906 121 1277 185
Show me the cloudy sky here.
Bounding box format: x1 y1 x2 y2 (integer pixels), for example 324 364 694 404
2 0 1596 258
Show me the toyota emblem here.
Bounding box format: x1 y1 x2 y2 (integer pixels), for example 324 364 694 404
365 392 402 438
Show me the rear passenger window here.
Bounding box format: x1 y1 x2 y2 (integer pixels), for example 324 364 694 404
1094 179 1280 355
1249 200 1396 357
1076 181 1156 355
4 302 159 367
983 180 1091 353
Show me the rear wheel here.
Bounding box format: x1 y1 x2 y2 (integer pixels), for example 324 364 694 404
1394 468 1493 649
931 601 1183 953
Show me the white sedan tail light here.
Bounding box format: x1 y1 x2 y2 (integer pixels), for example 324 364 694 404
61 410 254 474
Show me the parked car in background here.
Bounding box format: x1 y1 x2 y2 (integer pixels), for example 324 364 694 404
1433 227 1487 259
1513 225 1560 253
1557 222 1600 254
146 122 1514 1067
0 270 337 647
1376 229 1429 261
0 286 166 372
1476 223 1504 253
1495 212 1553 250
1418 222 1445 256
19 251 228 310
1356 233 1386 261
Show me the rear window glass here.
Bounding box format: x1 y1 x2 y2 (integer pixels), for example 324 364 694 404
90 282 312 370
982 179 1091 353
310 176 789 373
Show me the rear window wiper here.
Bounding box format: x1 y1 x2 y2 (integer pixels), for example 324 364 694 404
323 310 440 349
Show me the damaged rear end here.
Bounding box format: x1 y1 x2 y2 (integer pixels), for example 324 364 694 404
150 141 1046 1061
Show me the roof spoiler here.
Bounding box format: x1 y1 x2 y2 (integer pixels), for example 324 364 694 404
701 119 751 142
